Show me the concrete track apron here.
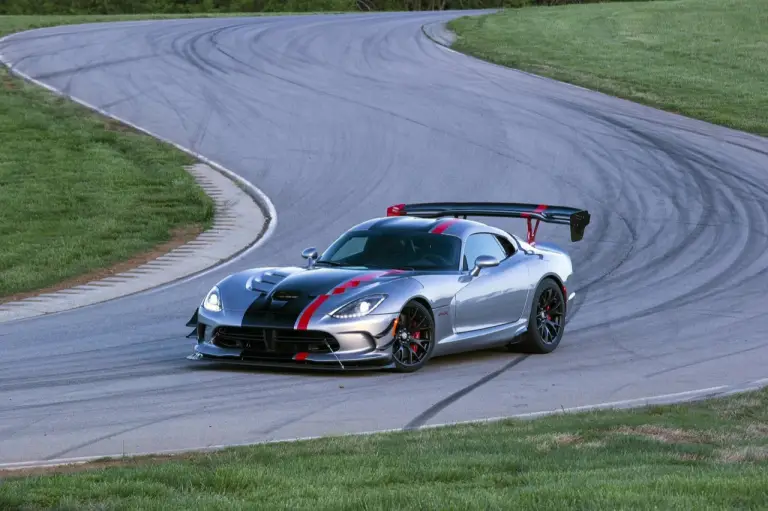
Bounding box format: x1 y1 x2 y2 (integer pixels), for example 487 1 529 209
2 12 768 465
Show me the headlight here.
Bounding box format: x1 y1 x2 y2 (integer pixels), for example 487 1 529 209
330 294 386 319
203 286 223 312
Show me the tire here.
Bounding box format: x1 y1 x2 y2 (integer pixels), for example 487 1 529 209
515 278 566 354
390 300 436 373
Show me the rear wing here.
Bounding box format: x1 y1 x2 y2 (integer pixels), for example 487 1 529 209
386 202 590 244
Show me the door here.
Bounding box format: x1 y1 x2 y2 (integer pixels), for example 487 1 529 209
453 233 531 334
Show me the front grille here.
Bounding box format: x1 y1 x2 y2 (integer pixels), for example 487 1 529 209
213 327 340 358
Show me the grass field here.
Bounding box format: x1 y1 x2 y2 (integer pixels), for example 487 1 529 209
1 387 766 509
0 16 222 300
448 0 768 136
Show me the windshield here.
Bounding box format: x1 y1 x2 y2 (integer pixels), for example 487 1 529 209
318 231 461 271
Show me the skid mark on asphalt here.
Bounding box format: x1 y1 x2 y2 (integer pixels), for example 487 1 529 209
43 409 195 461
403 354 529 430
644 341 768 379
253 399 348 437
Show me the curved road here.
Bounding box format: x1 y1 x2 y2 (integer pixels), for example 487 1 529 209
2 11 768 466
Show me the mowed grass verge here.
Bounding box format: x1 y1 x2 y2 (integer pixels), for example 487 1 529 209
0 16 219 301
448 0 768 136
1 387 767 510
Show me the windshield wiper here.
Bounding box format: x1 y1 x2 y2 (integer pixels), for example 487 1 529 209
316 262 416 271
313 261 345 267
363 265 416 271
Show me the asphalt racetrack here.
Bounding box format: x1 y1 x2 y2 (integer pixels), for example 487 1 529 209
2 11 768 466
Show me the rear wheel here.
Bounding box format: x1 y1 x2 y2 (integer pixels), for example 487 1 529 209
391 300 435 373
514 278 566 354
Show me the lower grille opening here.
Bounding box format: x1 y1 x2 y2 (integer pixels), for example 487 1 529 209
213 327 340 359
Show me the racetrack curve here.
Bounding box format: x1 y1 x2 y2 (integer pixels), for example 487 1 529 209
2 11 768 465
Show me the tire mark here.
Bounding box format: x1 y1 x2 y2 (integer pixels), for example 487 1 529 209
403 355 529 430
43 409 194 461
645 342 768 379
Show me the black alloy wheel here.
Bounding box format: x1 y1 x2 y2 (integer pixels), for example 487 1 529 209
515 278 566 354
391 300 435 372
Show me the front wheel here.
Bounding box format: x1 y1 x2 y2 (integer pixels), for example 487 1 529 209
516 278 566 354
391 300 435 373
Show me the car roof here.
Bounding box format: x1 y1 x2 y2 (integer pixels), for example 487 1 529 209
348 216 515 241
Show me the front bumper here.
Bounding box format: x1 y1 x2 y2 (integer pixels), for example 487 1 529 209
188 309 399 371
187 343 394 370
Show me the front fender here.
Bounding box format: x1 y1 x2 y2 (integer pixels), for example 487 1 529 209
299 277 425 330
353 277 426 315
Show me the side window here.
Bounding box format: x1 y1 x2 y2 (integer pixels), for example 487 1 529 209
463 233 507 270
495 235 516 258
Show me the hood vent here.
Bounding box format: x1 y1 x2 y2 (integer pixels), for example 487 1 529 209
272 290 300 301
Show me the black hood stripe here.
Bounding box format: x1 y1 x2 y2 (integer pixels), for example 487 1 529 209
241 269 365 328
240 269 405 329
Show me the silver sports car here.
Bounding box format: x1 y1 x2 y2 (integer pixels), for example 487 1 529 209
186 202 590 372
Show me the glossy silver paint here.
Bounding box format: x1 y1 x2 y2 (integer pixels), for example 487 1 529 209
188 216 576 369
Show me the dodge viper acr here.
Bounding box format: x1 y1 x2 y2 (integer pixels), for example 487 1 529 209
186 202 590 372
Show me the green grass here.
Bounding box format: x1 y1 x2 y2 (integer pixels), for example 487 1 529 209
1 388 767 510
448 0 768 136
0 16 224 299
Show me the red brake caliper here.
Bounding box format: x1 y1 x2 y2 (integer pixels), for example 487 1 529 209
411 328 420 353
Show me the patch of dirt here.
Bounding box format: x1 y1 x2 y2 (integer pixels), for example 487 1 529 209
614 425 709 444
0 224 205 305
531 433 585 450
745 423 768 438
2 72 17 90
0 452 201 479
553 433 583 446
103 117 141 134
718 446 768 463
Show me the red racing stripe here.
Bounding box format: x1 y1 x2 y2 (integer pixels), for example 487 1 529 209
430 219 460 234
295 294 330 330
295 271 395 329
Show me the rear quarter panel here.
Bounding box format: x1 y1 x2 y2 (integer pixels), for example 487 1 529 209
523 241 574 290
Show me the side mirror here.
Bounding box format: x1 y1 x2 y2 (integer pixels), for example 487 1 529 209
470 254 499 277
301 247 319 268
